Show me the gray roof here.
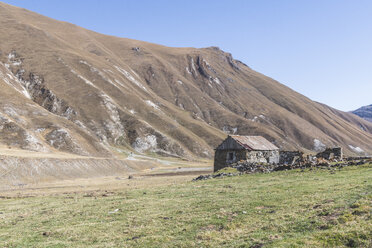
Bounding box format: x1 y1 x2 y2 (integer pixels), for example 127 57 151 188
230 135 279 151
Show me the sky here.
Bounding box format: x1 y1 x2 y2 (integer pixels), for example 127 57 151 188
2 0 372 111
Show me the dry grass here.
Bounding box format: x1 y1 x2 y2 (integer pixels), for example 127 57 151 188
0 164 371 247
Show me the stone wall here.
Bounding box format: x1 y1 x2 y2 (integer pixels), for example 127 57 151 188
214 149 246 172
247 150 279 164
214 149 279 172
316 147 343 160
279 151 304 165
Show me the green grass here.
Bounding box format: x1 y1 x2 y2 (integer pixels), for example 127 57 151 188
0 164 371 247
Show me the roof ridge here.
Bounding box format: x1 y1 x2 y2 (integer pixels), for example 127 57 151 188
229 135 279 150
233 138 253 150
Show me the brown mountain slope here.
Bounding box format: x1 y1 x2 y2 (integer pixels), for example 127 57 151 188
0 2 371 158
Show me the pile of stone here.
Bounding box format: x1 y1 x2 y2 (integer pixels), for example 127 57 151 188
279 148 345 167
346 156 371 161
316 147 343 160
345 159 370 166
193 172 239 181
193 158 371 181
279 151 305 165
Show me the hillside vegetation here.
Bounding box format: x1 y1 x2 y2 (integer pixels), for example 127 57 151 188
0 164 371 247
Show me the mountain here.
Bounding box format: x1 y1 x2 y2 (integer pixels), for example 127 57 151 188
0 2 371 159
352 105 372 123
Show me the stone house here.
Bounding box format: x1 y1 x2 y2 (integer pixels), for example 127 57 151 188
214 135 279 172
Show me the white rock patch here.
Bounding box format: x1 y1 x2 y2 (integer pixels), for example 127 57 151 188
190 58 197 75
103 69 114 74
79 60 127 91
132 135 157 153
25 133 47 152
3 106 27 125
0 62 31 99
213 77 221 85
62 107 75 120
47 128 87 155
145 100 160 111
35 128 45 133
114 79 128 89
130 68 140 78
222 126 238 134
6 73 14 80
114 65 147 92
59 58 98 89
202 150 210 156
314 139 326 152
251 115 266 122
101 94 124 142
8 52 22 66
73 70 96 87
349 145 364 153
74 120 87 129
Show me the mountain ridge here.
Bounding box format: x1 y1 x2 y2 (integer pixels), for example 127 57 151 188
0 1 371 158
352 104 372 123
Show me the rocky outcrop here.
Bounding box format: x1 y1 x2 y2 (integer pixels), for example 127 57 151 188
4 51 77 121
0 112 47 152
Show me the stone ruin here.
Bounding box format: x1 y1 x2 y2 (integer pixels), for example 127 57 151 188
194 146 368 181
279 147 343 166
316 147 343 160
279 151 304 165
229 147 345 169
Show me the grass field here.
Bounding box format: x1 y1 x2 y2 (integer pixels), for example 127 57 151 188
0 164 371 247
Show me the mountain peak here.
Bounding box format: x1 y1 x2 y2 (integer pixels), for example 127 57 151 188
352 104 372 123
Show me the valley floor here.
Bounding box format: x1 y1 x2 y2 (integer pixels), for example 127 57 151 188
0 163 371 247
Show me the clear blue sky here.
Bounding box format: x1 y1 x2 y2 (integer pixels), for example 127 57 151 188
2 0 372 111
